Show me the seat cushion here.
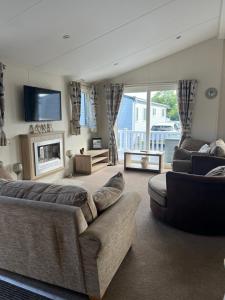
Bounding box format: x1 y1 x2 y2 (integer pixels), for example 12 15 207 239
148 173 167 207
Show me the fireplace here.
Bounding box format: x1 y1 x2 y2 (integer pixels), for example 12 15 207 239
34 138 64 176
20 132 65 180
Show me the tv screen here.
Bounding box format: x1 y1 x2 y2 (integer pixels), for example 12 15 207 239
24 85 62 122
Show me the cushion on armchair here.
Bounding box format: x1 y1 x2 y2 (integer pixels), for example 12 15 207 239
180 137 209 151
209 139 225 157
205 166 225 177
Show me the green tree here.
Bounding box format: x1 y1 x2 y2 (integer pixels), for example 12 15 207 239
151 90 179 121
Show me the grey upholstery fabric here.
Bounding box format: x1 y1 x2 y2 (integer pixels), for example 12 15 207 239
172 160 192 173
79 192 141 298
0 180 97 223
0 196 87 293
148 173 167 207
180 137 208 151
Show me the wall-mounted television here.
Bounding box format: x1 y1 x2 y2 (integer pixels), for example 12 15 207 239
24 85 62 122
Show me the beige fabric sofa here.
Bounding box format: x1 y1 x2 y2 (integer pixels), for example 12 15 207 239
0 181 141 299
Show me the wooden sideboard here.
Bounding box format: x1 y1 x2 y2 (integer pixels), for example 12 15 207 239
74 149 109 174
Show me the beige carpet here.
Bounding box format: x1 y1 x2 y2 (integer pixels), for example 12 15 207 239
61 165 225 300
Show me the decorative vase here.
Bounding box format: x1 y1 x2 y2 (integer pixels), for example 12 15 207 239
141 156 148 169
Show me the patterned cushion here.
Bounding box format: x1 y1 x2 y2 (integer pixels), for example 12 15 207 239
199 144 210 153
93 172 125 212
205 166 225 177
209 139 225 157
0 180 97 223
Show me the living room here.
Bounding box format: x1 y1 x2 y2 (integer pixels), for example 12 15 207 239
0 0 225 300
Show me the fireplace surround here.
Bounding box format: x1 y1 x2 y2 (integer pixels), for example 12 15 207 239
20 132 65 180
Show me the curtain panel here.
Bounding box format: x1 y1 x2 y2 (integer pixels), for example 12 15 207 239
177 79 198 146
87 85 97 132
106 83 124 165
0 63 6 146
69 81 81 135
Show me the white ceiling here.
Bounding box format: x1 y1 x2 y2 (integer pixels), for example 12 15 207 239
0 0 223 82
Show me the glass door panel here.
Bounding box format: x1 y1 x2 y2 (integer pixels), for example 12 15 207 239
116 92 147 161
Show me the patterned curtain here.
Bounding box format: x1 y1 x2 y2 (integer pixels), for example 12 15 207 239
69 81 81 135
106 83 124 165
87 85 97 132
0 63 6 146
178 80 198 146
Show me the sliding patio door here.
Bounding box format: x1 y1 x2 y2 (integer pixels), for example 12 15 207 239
116 83 181 167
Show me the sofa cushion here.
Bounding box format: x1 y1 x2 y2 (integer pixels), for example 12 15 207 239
93 172 124 212
104 172 125 190
209 139 225 157
199 144 210 153
173 148 192 160
0 180 97 223
205 166 225 177
181 138 208 151
148 173 167 207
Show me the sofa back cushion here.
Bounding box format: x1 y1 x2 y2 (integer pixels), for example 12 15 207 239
0 180 97 223
180 138 209 151
93 172 125 212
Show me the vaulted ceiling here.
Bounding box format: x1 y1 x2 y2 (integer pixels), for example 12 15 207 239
0 0 224 82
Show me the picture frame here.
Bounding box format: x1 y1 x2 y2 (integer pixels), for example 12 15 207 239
92 138 102 150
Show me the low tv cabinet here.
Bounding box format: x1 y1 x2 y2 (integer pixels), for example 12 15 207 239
74 149 109 174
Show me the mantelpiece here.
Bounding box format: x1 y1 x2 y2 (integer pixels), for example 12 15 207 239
20 131 65 180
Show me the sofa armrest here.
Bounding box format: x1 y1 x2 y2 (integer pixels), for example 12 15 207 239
191 155 225 175
0 196 88 293
79 192 141 298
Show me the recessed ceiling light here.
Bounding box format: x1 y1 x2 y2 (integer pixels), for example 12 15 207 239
113 62 119 66
176 35 182 40
62 34 70 39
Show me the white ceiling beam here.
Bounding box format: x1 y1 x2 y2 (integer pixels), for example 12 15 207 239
218 0 225 39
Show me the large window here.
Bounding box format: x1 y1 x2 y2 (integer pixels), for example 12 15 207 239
116 83 181 167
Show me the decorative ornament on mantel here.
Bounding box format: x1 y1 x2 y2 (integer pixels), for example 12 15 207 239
29 123 53 134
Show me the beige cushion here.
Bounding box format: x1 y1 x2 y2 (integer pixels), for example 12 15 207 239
0 164 13 180
104 172 125 190
209 139 225 157
0 180 97 223
181 138 209 151
205 166 225 177
148 173 167 207
93 172 124 212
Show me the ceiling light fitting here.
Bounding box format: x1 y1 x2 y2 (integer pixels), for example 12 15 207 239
176 35 182 40
63 34 70 39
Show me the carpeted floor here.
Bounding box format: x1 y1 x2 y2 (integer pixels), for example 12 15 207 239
61 165 225 300
5 166 225 300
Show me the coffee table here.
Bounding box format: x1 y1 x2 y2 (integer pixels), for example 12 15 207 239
124 150 164 173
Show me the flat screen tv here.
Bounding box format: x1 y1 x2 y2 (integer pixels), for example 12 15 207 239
24 85 62 122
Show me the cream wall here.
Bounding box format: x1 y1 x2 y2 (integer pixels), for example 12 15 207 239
0 62 92 174
97 38 224 145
